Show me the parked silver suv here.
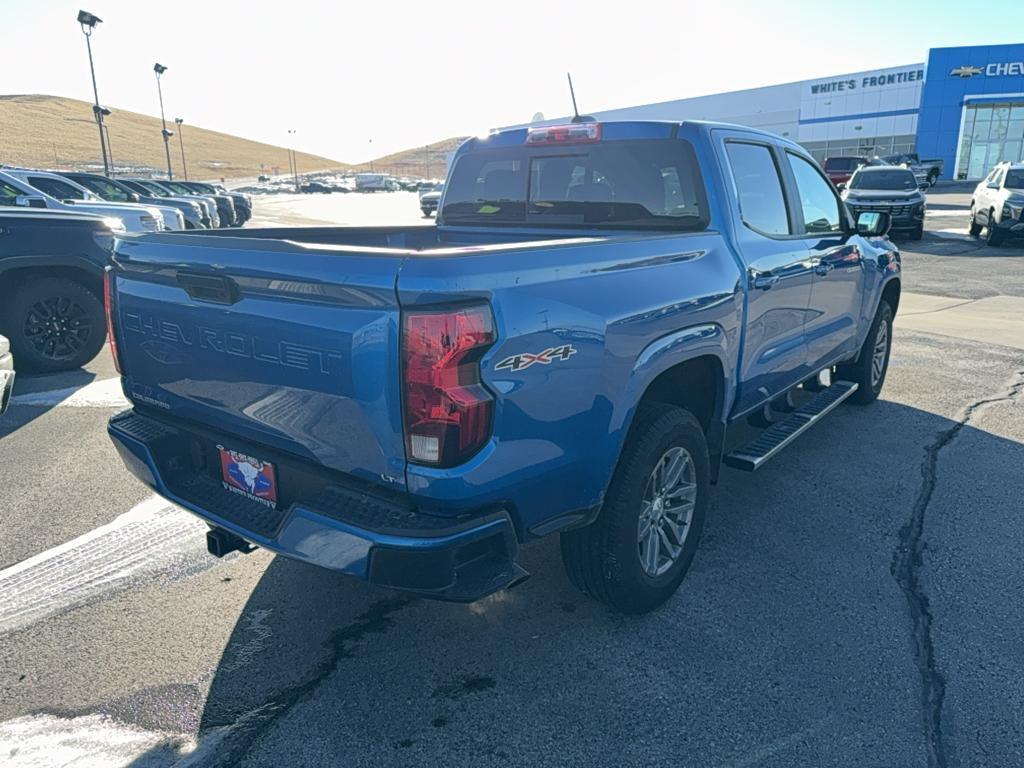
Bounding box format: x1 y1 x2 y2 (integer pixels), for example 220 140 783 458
970 162 1024 246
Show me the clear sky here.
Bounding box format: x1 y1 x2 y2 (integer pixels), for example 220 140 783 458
2 0 1022 162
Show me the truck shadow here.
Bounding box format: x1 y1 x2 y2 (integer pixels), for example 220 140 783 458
118 397 1024 767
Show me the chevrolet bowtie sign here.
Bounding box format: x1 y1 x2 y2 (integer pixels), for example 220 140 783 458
950 62 1024 78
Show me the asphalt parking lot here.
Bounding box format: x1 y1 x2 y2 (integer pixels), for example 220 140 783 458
1 187 1022 767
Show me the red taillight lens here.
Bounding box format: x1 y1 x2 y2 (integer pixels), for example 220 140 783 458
525 122 601 145
402 305 495 467
103 268 122 374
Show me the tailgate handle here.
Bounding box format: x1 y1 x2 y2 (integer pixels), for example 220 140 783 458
177 272 240 305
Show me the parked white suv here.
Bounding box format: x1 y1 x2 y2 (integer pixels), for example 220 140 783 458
15 169 187 230
970 162 1024 246
0 169 169 233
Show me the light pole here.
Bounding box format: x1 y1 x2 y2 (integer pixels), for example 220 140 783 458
368 139 374 173
77 10 110 176
174 117 188 180
287 129 299 193
153 63 174 180
97 106 113 172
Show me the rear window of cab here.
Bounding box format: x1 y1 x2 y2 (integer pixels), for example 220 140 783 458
441 138 709 231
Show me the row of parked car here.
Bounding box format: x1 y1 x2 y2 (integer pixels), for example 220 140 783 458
0 168 252 231
0 170 254 376
823 153 1024 246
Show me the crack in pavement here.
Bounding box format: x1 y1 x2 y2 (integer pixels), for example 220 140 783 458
191 594 417 767
892 367 1024 768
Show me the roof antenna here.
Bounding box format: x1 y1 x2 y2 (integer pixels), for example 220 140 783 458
567 72 595 123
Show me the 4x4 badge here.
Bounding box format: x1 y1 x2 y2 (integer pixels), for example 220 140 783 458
495 344 576 372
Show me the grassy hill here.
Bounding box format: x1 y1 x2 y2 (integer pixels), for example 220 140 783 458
363 136 468 179
0 94 348 180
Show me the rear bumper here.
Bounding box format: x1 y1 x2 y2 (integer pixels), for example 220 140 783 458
107 409 525 601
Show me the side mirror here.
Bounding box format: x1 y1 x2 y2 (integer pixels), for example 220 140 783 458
856 210 891 237
15 195 47 209
128 192 141 202
836 182 847 192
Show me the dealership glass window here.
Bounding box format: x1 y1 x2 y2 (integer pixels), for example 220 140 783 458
800 135 916 167
957 101 1024 179
725 142 790 236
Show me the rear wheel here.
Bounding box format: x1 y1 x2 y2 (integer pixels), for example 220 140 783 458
0 277 105 373
560 403 709 614
837 299 893 405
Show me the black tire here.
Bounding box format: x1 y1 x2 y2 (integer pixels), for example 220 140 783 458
969 206 982 237
909 223 924 241
0 277 106 373
986 211 1004 246
837 299 893 405
560 402 709 614
928 170 939 186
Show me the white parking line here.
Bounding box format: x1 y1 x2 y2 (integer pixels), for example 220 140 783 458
0 713 193 768
0 496 210 635
9 377 129 408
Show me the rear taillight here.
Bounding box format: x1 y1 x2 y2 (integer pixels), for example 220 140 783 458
103 268 122 374
402 305 495 467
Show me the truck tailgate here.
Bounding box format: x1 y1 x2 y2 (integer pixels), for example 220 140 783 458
111 235 407 489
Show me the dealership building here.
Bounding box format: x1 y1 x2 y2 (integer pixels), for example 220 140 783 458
531 43 1024 180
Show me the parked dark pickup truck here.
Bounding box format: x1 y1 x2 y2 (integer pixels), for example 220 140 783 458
107 120 901 613
0 209 114 372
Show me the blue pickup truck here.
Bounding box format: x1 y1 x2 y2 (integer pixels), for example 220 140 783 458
106 120 901 613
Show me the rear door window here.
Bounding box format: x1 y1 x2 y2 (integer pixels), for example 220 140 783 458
724 142 791 236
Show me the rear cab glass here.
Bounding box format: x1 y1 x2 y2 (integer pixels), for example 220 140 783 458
441 137 708 230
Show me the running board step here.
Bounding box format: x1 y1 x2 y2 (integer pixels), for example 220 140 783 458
724 381 859 472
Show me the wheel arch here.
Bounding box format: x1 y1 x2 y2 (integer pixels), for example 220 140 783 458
0 258 104 302
881 277 901 315
612 324 732 487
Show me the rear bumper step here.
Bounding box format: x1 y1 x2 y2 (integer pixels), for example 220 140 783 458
724 381 859 472
108 409 525 602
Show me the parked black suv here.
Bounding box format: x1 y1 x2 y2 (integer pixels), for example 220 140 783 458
0 209 114 371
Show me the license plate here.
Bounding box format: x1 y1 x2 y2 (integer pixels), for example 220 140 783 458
218 445 278 508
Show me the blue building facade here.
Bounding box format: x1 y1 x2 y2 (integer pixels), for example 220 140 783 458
916 44 1024 179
